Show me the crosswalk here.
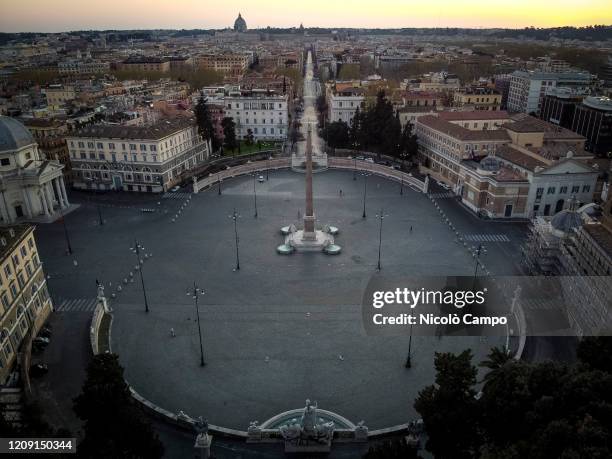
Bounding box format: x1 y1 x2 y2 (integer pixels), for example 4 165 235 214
463 234 511 243
54 297 98 312
162 192 191 200
429 192 455 199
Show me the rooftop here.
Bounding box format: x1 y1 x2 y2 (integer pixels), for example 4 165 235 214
418 115 511 142
0 225 33 262
0 116 36 153
496 144 548 171
438 111 510 121
70 118 195 141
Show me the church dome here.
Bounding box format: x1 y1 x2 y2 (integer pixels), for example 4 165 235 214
476 155 500 175
551 197 582 236
233 13 247 32
0 116 36 153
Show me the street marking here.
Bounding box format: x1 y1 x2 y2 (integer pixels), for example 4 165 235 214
55 297 97 312
162 192 191 200
429 192 454 199
463 234 510 243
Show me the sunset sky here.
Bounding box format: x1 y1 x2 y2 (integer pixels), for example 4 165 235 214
1 0 610 32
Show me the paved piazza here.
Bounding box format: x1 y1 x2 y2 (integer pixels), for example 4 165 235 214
36 169 516 430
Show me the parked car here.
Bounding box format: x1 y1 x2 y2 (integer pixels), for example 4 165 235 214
30 363 48 377
356 155 365 160
33 336 50 345
257 175 265 183
438 182 451 191
365 158 375 163
170 186 181 192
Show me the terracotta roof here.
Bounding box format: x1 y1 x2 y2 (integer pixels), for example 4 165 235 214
504 115 585 140
70 118 195 140
418 115 511 142
438 111 510 121
496 145 547 171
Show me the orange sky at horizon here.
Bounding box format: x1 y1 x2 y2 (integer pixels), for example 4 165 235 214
0 0 610 32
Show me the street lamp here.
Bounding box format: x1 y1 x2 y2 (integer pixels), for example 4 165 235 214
60 211 72 255
230 209 241 271
353 155 357 180
405 321 413 368
376 209 388 270
187 282 206 367
362 173 370 219
472 243 487 289
85 177 104 225
399 152 406 196
130 239 149 313
266 156 271 181
218 175 222 196
252 174 258 218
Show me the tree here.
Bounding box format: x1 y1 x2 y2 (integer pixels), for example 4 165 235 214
414 350 480 459
74 354 164 459
400 121 419 163
194 93 218 150
381 111 402 157
479 346 513 385
577 337 612 373
245 128 255 146
349 107 364 149
324 121 350 148
221 117 237 152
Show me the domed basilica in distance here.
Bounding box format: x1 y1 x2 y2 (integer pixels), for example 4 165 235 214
233 13 247 32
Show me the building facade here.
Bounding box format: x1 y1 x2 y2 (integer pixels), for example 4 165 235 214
223 90 289 141
67 118 209 192
453 88 502 111
0 117 69 225
328 87 365 124
0 225 53 383
571 96 612 156
507 70 593 115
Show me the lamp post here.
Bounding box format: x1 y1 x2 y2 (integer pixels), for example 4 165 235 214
131 239 149 313
353 155 357 180
400 152 406 196
405 321 413 368
218 175 222 196
376 209 387 270
362 173 370 219
85 176 104 225
472 243 487 289
252 174 258 218
60 212 72 255
267 156 271 181
230 209 241 271
188 282 205 366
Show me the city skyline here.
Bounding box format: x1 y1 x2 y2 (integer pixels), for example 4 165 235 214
1 0 611 33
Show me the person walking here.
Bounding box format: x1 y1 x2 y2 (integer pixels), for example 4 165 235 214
410 225 413 233
170 327 176 338
339 189 343 197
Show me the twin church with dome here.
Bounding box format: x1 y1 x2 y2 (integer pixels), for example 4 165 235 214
0 116 70 225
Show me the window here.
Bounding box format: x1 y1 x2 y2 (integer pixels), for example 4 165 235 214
97 142 103 149
1 293 9 310
109 143 115 149
20 246 27 258
99 153 105 160
0 158 10 166
547 187 556 194
12 254 19 266
80 153 86 159
560 186 568 194
87 142 94 148
130 144 136 151
536 187 544 198
140 144 147 151
10 282 17 298
572 185 580 193
89 153 96 159
582 185 590 193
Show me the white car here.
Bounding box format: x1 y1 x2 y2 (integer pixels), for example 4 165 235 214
257 175 265 183
365 158 375 163
170 186 181 192
438 182 450 190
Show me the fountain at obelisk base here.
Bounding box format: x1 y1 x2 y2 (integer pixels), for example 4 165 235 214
277 128 341 255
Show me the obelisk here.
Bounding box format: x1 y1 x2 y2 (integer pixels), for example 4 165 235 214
302 127 316 240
